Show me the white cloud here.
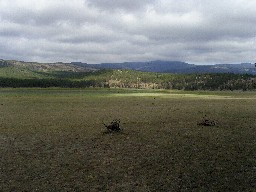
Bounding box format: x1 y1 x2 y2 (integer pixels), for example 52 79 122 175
0 0 255 64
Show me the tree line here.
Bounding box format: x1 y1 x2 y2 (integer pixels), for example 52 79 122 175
0 70 255 91
0 78 108 88
105 71 256 91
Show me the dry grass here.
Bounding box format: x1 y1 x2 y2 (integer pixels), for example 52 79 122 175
0 88 256 191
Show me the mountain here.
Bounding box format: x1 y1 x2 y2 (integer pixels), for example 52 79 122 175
90 61 192 72
0 59 255 90
73 60 256 74
190 63 256 74
1 59 256 75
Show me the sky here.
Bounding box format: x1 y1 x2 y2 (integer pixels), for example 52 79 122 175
0 0 255 64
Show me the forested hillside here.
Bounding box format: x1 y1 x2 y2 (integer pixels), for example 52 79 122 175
80 60 256 74
0 59 256 90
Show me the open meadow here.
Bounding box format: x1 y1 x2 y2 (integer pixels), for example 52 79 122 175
0 88 256 191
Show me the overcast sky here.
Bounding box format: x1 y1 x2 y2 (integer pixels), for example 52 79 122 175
0 0 255 64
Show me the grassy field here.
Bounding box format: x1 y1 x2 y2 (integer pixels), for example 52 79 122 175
0 88 255 191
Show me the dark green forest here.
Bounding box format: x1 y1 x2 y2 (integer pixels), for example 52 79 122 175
0 68 255 91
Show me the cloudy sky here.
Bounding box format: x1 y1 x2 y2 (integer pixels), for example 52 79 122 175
0 0 255 64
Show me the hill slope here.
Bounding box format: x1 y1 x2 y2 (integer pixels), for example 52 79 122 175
2 59 256 75
0 59 256 90
83 61 256 74
0 60 96 79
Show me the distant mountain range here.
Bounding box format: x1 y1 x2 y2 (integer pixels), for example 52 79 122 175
1 59 256 74
1 59 255 90
73 60 256 74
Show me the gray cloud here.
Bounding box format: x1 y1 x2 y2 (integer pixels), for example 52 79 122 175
0 0 255 64
87 0 156 12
